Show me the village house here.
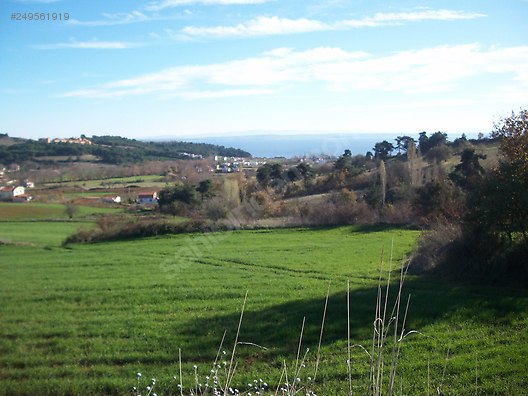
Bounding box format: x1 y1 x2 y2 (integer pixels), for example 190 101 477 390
137 192 158 205
0 186 26 201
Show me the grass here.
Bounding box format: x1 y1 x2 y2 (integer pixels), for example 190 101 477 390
0 202 121 221
0 221 95 246
44 174 166 189
0 225 527 395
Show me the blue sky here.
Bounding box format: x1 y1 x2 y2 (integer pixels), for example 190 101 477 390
1 0 527 140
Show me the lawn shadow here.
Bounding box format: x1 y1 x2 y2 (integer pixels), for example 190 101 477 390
172 277 528 361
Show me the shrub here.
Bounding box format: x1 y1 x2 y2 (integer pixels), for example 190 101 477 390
204 197 230 221
63 218 226 245
379 202 417 225
409 222 461 273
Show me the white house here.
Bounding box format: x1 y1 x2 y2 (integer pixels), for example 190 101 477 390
137 191 158 205
0 186 25 201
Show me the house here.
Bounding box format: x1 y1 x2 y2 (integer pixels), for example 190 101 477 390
137 191 158 205
0 186 25 201
24 180 35 188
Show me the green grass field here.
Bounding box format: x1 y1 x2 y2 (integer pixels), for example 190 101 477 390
0 224 527 395
0 202 121 222
0 221 94 246
44 174 166 189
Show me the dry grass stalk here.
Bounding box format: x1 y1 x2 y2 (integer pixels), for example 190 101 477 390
313 283 330 389
347 280 353 396
225 290 248 390
179 348 184 396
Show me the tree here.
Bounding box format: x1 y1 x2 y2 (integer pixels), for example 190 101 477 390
295 162 311 179
270 163 283 180
485 110 528 243
158 183 197 206
64 202 78 219
429 131 448 149
492 109 528 175
419 131 448 154
426 145 451 164
256 164 272 188
335 149 353 172
418 132 429 154
415 180 463 222
464 109 528 255
395 136 415 156
286 167 301 182
196 179 214 202
449 148 486 189
379 160 387 206
373 141 394 160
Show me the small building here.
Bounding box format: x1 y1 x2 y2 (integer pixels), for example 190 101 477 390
0 186 26 201
24 180 35 188
137 192 158 205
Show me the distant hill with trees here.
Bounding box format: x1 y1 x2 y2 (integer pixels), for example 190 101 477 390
0 134 251 165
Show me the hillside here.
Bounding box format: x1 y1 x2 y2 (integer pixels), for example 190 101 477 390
0 134 251 165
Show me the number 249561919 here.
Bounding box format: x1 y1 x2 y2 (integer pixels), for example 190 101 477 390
11 12 70 21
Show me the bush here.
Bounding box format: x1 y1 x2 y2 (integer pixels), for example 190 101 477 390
204 197 230 221
379 202 417 225
63 218 226 245
409 223 461 273
299 192 375 226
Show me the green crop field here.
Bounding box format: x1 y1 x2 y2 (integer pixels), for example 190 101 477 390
0 202 121 221
44 174 166 189
0 224 527 395
0 221 94 246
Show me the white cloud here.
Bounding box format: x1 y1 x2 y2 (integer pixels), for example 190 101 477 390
182 16 328 37
34 40 140 50
178 88 274 100
59 44 528 100
145 0 270 11
181 9 485 38
357 9 486 24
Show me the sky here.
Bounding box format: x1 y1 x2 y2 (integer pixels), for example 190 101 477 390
1 0 527 141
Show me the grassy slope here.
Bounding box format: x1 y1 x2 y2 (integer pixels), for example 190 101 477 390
0 225 527 395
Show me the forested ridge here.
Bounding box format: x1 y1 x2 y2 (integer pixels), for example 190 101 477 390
0 134 251 164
